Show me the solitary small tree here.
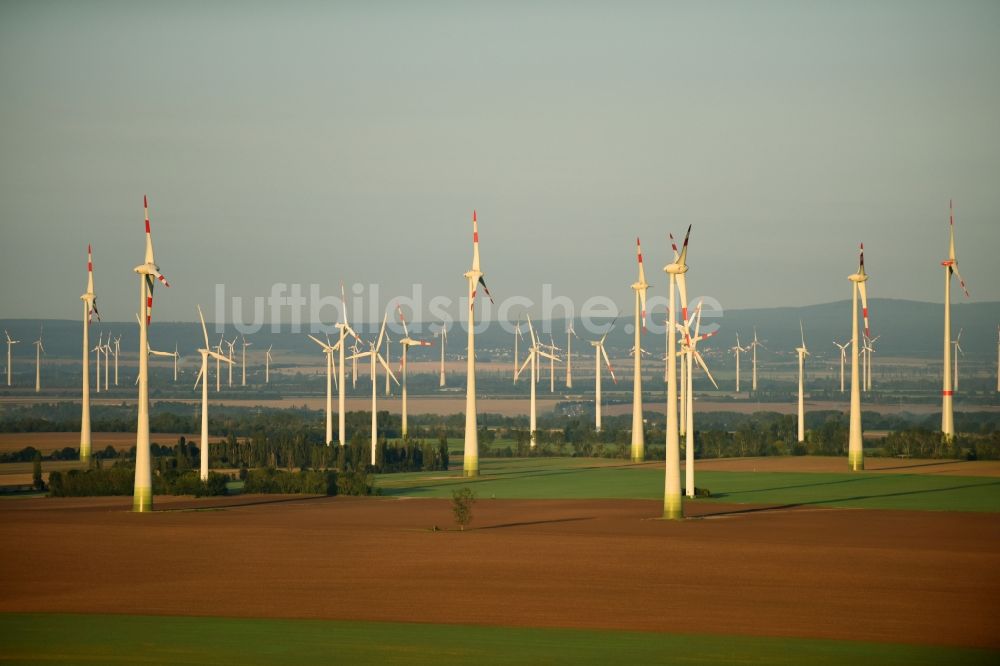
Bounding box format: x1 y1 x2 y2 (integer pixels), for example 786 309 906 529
451 487 476 531
31 451 44 491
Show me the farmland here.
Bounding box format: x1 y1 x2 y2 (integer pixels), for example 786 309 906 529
1 456 998 664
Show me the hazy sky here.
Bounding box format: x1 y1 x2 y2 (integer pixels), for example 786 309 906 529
1 1 997 325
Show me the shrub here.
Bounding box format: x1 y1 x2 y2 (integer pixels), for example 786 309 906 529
243 468 337 495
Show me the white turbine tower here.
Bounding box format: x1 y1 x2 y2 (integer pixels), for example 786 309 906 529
4 330 19 387
866 335 880 391
630 237 650 462
833 339 850 393
102 336 111 390
749 328 765 393
80 244 100 463
513 322 523 384
225 338 236 388
241 336 251 387
663 225 691 520
194 305 233 481
591 319 617 432
92 332 102 394
565 323 577 389
113 336 121 386
546 334 560 393
438 324 448 388
214 335 223 393
847 243 870 471
33 327 44 393
729 333 746 394
941 200 970 441
951 329 963 391
307 333 339 446
133 195 170 512
397 305 432 438
335 282 361 446
795 321 810 443
335 282 362 446
861 334 870 393
265 345 273 384
516 316 559 448
679 301 718 498
384 331 392 397
463 210 493 478
350 338 361 390
347 313 398 466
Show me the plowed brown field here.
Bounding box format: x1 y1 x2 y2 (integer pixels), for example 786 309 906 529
1 496 997 648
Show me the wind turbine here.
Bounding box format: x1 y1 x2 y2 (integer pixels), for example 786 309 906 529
4 330 19 387
225 338 236 387
326 281 362 446
952 329 963 391
679 300 718 498
941 200 970 440
662 225 691 520
194 305 233 481
384 331 392 397
133 194 170 512
33 327 44 393
113 336 121 386
996 326 999 393
149 343 178 383
462 210 493 477
347 313 398 466
546 334 560 393
80 244 100 463
102 335 111 390
397 305 432 438
265 345 273 384
513 322 523 384
438 324 448 388
847 242 870 471
565 323 578 389
866 335 880 391
833 339 850 393
307 332 339 445
350 338 362 390
630 236 650 462
91 332 102 394
516 316 559 448
730 333 748 393
214 335 223 392
795 321 810 443
591 319 617 432
748 328 765 392
241 336 251 387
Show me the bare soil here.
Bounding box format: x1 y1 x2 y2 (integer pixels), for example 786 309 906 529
0 496 996 648
0 432 196 455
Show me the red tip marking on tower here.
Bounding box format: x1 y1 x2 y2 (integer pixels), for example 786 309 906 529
473 210 477 222
942 390 954 396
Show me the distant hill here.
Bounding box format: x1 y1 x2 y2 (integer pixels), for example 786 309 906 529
2 298 998 363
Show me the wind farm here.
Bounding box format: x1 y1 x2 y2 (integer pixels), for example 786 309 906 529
1 3 999 665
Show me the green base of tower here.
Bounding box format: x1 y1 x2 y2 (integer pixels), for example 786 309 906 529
463 469 479 478
662 495 684 520
132 487 153 512
848 451 864 471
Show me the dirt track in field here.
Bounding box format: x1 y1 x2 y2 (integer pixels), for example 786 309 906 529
1 496 997 648
645 456 1000 477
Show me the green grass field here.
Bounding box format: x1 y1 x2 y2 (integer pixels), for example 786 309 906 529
375 457 1000 512
0 613 994 666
